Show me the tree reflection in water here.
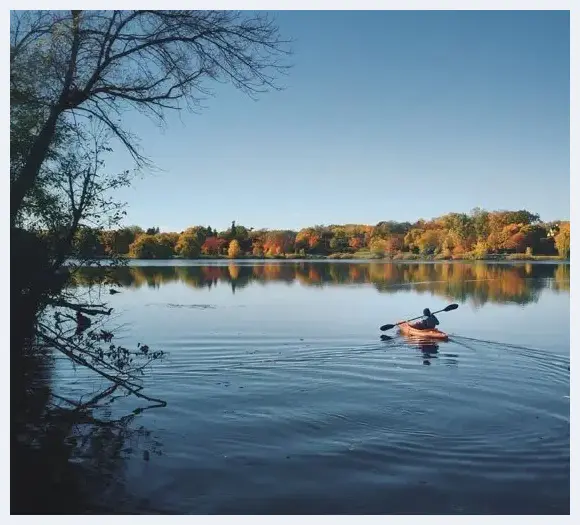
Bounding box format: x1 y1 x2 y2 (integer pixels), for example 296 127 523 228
70 261 569 307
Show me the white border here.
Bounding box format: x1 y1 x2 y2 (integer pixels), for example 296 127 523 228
4 1 575 521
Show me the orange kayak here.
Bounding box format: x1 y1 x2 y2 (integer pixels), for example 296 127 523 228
398 321 449 341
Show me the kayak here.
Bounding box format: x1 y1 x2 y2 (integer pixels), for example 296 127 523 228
399 321 449 341
398 321 449 341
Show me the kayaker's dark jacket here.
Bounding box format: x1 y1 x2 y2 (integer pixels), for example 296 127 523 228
413 314 439 330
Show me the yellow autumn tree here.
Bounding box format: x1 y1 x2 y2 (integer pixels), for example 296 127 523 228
228 239 242 258
369 238 389 258
554 222 570 259
175 230 201 258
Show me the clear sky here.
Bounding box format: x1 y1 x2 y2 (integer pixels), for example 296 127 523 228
109 10 570 232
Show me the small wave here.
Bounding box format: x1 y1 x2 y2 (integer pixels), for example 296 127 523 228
151 303 217 310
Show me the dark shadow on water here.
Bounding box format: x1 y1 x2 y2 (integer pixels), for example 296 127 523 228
11 350 165 514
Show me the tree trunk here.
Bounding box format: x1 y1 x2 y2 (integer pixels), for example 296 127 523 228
10 109 62 226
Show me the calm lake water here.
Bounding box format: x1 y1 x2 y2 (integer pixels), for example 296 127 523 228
56 261 570 514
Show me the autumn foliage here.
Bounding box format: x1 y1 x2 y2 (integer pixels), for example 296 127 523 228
76 209 568 260
228 240 242 259
554 221 570 258
128 234 173 259
201 237 227 256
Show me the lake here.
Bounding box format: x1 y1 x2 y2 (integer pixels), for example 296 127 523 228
55 261 570 514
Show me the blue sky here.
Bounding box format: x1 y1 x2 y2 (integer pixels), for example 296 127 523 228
109 10 570 232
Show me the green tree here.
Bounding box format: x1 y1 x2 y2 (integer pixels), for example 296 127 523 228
504 210 540 225
471 208 490 241
521 224 549 254
155 232 179 254
127 225 144 236
372 221 410 238
329 230 349 252
227 223 252 251
73 226 105 258
100 228 136 256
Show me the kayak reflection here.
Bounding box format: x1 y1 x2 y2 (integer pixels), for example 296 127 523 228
380 333 459 367
401 335 440 366
402 336 461 367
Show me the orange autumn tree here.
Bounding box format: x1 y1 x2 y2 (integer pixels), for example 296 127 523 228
348 236 364 251
501 224 527 253
263 231 295 256
485 210 541 254
295 227 325 254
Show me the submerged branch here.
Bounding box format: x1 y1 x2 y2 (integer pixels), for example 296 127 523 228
38 326 166 409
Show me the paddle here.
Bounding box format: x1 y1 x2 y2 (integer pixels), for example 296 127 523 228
380 303 459 332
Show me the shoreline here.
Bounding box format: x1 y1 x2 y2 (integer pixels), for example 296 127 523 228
71 254 570 264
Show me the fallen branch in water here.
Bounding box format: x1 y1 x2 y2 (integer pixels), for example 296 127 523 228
48 298 113 316
38 320 166 410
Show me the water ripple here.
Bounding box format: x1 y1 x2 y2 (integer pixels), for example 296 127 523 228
53 270 570 514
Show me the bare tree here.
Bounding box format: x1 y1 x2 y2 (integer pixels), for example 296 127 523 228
11 9 291 429
10 9 291 225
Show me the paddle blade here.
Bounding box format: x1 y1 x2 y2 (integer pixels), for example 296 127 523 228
380 334 392 341
443 303 459 312
380 323 396 331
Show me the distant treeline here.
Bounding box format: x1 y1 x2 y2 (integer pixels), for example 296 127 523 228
65 209 570 260
71 261 570 307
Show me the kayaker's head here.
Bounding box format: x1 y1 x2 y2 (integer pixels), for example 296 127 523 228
423 308 431 316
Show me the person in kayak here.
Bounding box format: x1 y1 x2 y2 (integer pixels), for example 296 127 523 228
412 308 440 330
